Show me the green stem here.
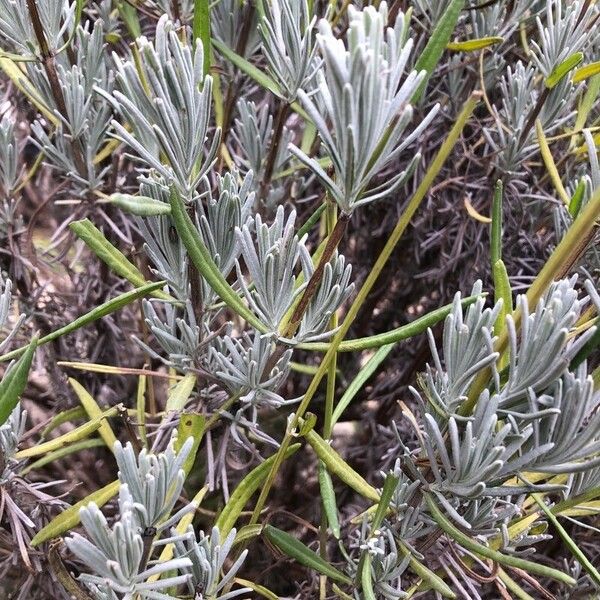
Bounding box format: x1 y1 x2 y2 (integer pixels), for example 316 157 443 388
425 494 576 586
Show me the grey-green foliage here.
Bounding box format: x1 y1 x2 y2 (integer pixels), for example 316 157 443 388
0 0 76 56
342 519 409 600
212 0 260 60
0 404 26 482
231 99 292 206
29 22 114 193
66 436 248 600
289 2 439 214
398 276 600 536
258 0 319 102
172 525 249 599
0 113 20 198
109 14 218 199
66 489 193 600
114 437 194 530
483 0 599 185
0 5 115 195
0 277 24 354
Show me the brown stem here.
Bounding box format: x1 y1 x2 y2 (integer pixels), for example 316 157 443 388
262 212 351 378
517 86 550 150
284 212 351 338
219 3 256 149
259 101 291 201
26 0 88 179
185 202 205 332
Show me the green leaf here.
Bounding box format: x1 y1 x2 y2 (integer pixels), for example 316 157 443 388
42 406 87 438
233 578 279 600
493 260 512 370
116 1 141 38
169 187 269 332
300 295 481 352
31 479 120 546
546 52 584 88
332 343 395 425
175 412 205 476
212 37 284 99
413 0 465 102
569 178 586 218
70 219 172 301
372 473 399 530
536 119 570 206
359 553 376 600
397 541 456 598
532 493 600 587
193 0 211 77
425 494 577 585
0 335 37 425
303 428 379 502
166 373 197 412
110 193 171 216
20 438 105 476
447 36 503 52
215 444 301 536
318 461 340 538
263 525 352 585
0 281 166 363
573 61 600 83
490 180 503 267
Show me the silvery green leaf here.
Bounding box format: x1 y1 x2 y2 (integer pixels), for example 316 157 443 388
173 525 249 599
114 435 194 529
209 330 292 411
290 3 438 213
0 0 76 56
499 277 595 410
236 206 310 332
258 0 320 102
110 15 219 199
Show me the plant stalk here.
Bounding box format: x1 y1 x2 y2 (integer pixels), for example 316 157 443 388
247 90 481 529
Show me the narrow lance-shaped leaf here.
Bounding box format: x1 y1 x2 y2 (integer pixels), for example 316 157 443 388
15 407 120 459
0 281 166 363
193 0 211 76
70 219 172 301
300 295 481 352
169 187 269 332
318 461 341 538
303 427 379 502
263 525 352 585
0 335 37 426
425 494 576 585
175 413 205 476
31 480 120 546
166 373 197 412
216 444 301 536
69 379 118 450
413 0 466 102
532 493 600 587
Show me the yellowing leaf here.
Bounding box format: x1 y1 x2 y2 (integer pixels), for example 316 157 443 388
69 379 118 451
464 197 491 223
447 36 503 51
573 61 600 83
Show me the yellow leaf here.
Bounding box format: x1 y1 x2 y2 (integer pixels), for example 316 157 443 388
464 197 492 223
573 61 600 83
447 36 503 52
15 406 120 459
69 379 118 451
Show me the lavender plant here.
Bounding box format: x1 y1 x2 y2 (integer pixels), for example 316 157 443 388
1 1 600 598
